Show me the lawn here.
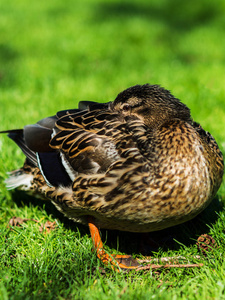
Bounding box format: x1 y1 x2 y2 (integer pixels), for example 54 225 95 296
0 0 225 299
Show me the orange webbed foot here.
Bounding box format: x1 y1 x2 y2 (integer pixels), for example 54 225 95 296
88 218 141 270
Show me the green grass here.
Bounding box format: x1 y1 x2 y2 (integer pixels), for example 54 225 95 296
0 0 225 299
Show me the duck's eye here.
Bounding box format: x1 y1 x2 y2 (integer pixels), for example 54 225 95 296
121 104 130 112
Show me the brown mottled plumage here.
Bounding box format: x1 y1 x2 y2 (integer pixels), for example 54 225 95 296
1 84 224 269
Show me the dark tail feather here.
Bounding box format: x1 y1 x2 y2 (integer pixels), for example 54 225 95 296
0 129 23 134
1 129 38 167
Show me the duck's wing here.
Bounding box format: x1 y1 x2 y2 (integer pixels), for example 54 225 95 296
2 101 130 189
50 107 128 178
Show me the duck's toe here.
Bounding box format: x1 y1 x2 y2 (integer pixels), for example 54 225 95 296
98 252 141 269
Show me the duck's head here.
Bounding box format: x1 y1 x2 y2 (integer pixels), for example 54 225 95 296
112 84 191 128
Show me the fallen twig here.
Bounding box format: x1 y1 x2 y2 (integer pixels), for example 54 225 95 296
137 263 204 271
138 255 202 264
8 216 39 227
39 221 56 234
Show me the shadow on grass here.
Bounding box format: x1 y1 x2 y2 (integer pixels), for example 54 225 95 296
92 0 222 31
10 190 89 236
11 190 224 256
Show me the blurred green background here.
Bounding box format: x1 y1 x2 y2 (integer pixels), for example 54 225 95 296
1 0 225 299
1 0 225 142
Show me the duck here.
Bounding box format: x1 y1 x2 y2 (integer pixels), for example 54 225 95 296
1 84 224 269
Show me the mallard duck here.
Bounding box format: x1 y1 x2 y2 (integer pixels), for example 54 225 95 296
1 84 224 269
